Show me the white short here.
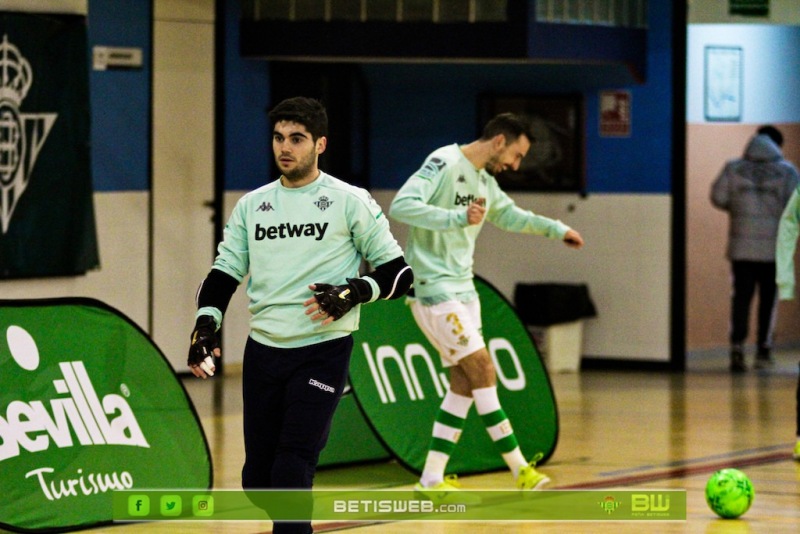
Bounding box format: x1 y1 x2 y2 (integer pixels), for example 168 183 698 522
409 299 486 367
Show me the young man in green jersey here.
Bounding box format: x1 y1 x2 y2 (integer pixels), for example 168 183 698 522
389 112 583 497
187 97 412 533
775 186 800 461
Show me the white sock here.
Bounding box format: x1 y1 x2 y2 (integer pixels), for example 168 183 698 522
420 451 450 487
473 386 527 477
419 391 474 487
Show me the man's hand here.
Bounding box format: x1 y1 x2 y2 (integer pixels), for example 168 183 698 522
188 315 221 379
304 279 370 325
563 229 584 249
466 198 486 225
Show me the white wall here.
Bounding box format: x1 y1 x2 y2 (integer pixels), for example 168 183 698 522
686 24 800 124
0 192 150 331
372 190 672 362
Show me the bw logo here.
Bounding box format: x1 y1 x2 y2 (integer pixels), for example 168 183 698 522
0 35 57 235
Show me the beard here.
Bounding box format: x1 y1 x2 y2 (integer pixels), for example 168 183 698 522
484 156 503 176
280 151 317 182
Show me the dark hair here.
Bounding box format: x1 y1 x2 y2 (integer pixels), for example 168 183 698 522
757 124 783 147
268 97 328 141
480 112 532 144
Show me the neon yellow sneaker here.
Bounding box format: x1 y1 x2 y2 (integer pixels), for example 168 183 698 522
516 453 551 490
793 440 800 461
414 474 482 505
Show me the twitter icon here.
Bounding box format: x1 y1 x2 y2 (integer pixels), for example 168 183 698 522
160 495 182 516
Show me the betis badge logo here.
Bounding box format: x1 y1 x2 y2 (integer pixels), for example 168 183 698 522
0 34 57 234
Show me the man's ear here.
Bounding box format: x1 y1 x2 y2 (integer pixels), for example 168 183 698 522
492 133 507 150
316 136 327 155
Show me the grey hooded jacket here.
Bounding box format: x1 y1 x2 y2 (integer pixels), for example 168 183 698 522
711 134 799 261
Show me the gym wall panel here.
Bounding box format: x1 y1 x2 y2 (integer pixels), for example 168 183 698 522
151 2 217 371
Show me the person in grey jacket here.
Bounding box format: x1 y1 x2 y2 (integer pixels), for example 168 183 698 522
711 125 799 372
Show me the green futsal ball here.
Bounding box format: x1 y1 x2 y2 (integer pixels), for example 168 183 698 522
705 468 755 519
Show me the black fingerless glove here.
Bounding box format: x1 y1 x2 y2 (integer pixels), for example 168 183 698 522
313 278 372 321
187 315 219 366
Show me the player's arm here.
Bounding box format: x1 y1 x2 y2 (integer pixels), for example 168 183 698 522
188 268 240 379
389 159 468 231
487 184 574 241
777 189 800 300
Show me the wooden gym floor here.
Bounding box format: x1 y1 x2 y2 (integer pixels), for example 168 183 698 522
28 349 800 533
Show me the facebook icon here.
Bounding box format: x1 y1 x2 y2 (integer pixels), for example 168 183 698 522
128 495 150 516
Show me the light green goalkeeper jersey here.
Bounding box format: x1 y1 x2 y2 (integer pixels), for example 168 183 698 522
389 143 570 299
199 172 403 348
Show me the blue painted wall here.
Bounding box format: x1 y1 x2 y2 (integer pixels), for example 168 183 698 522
222 0 270 192
223 0 674 195
586 0 673 194
88 0 674 196
87 0 150 192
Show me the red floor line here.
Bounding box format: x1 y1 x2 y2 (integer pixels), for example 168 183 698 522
557 451 792 489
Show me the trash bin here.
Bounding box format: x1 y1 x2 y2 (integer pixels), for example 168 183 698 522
514 283 597 372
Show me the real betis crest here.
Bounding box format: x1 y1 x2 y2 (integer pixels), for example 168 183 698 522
314 195 333 211
0 34 57 235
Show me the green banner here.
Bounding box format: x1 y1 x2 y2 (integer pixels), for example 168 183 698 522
349 275 558 474
0 13 98 278
112 489 687 521
317 388 390 467
0 299 211 532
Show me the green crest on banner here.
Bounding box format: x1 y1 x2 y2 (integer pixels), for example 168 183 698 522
0 299 211 532
349 275 558 475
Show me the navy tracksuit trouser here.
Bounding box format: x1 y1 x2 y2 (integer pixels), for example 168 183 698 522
241 335 352 534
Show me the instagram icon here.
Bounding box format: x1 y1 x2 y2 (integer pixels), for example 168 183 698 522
192 495 214 516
